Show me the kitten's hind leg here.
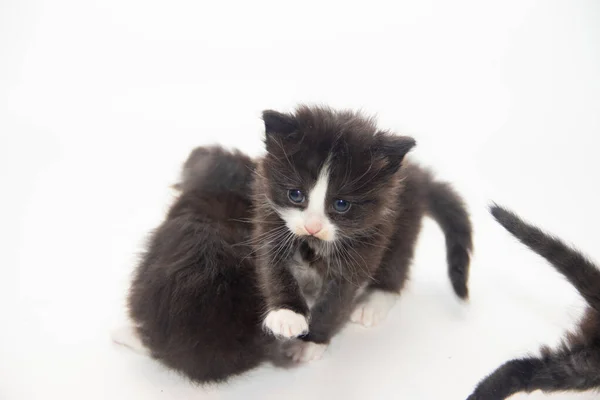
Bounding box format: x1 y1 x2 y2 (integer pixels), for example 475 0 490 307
468 349 600 399
350 290 398 328
111 325 149 356
351 201 422 328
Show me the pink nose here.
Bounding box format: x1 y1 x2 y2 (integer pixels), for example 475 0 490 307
304 220 323 235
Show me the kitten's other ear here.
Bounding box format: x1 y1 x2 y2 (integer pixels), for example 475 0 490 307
376 134 416 173
262 110 299 136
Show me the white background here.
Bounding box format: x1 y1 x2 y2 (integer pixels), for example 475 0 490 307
1 0 599 399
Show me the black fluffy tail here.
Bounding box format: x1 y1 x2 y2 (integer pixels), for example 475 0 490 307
491 205 600 313
426 180 473 299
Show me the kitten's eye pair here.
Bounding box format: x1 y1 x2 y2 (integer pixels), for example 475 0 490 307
287 190 351 213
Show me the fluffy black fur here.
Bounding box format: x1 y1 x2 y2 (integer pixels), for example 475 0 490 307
467 205 600 399
254 105 473 346
127 146 278 383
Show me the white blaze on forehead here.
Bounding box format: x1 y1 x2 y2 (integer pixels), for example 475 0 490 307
307 162 330 218
305 160 337 241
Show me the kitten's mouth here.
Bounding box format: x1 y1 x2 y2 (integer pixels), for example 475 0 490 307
302 234 327 244
303 236 331 256
299 228 333 243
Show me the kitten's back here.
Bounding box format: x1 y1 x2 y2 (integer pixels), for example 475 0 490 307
124 146 272 383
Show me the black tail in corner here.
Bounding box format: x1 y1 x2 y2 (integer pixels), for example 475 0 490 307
491 204 600 313
427 181 473 299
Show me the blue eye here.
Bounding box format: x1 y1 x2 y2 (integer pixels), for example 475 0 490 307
288 189 305 204
333 199 351 213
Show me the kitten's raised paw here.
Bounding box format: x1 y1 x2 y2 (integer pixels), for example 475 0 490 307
284 340 327 362
350 290 397 327
264 309 308 338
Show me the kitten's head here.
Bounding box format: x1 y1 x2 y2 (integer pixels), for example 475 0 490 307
256 106 415 251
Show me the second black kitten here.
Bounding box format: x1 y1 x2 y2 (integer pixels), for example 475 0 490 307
115 146 279 383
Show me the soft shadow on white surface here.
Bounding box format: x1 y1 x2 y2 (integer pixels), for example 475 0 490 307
1 0 599 399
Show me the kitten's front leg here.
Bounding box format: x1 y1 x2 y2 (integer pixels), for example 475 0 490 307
351 211 421 328
258 249 310 339
287 276 357 362
264 308 308 338
283 339 328 362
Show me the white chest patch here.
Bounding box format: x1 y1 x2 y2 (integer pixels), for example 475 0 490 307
290 250 323 308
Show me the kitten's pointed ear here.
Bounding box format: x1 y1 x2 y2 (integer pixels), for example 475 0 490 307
262 110 298 136
376 134 416 173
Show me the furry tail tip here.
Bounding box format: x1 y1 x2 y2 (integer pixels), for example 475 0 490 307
489 203 515 225
489 203 529 238
448 245 470 300
426 180 473 300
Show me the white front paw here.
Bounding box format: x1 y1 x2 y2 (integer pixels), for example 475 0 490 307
264 309 309 338
284 340 327 362
350 290 397 327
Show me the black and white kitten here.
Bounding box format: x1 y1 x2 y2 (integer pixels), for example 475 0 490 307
253 106 473 361
467 205 600 399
